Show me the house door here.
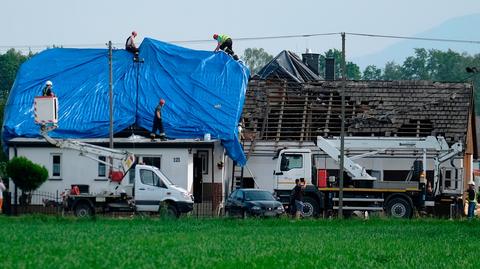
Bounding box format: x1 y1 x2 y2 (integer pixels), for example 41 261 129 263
193 154 203 203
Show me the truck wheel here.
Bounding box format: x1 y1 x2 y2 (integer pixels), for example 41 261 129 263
74 203 93 217
302 196 320 218
386 197 412 218
160 204 179 219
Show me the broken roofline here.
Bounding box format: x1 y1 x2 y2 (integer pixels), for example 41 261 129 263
242 78 473 145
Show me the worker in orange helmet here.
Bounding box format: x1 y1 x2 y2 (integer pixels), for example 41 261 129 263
213 33 239 60
151 98 166 141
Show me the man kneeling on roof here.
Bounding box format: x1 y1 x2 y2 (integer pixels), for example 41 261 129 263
213 33 239 60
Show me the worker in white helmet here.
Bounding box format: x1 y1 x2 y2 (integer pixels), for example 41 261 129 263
466 181 476 219
42 81 55 97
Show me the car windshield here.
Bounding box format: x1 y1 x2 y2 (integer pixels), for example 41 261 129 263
244 191 275 201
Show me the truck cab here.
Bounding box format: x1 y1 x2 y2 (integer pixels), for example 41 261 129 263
273 149 324 217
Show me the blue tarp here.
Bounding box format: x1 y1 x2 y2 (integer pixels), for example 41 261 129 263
2 38 249 165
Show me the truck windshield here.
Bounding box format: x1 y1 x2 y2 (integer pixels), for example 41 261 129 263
151 166 174 185
245 191 275 201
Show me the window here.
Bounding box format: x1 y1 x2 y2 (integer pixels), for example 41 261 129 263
235 190 244 200
98 156 106 177
129 170 135 185
280 154 303 171
198 151 209 174
52 154 61 177
140 169 166 188
229 190 237 199
142 156 161 169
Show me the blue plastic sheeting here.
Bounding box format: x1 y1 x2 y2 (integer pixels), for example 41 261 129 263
2 38 250 165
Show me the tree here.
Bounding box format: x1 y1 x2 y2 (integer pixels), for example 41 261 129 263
318 49 361 80
382 61 404 80
6 157 48 193
0 49 31 98
402 48 430 80
362 65 382 80
241 48 274 75
0 49 32 162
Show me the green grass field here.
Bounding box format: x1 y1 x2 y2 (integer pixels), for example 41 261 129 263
0 216 477 269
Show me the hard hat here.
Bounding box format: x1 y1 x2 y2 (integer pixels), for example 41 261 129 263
46 80 53 86
469 181 475 186
213 34 218 40
160 99 165 105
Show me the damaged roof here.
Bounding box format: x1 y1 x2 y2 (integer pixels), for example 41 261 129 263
243 79 474 145
254 50 322 83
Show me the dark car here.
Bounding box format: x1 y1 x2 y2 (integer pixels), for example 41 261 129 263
225 189 285 218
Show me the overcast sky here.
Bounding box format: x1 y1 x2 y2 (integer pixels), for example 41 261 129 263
2 0 479 59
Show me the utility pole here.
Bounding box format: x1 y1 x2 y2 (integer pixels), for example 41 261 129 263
338 32 346 218
108 41 114 150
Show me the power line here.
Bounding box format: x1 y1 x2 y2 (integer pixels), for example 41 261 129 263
170 32 341 43
0 32 479 50
346 32 480 45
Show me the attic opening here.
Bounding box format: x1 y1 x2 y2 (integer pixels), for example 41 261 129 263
397 119 434 137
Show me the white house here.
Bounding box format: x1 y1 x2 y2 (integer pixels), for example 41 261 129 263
7 136 232 204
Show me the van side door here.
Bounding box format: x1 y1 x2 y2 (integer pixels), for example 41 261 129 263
135 168 168 212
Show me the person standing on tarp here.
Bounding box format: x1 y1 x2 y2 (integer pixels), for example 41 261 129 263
125 31 139 54
42 81 55 97
213 33 239 60
151 98 166 141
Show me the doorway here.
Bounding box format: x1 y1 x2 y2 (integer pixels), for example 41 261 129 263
193 154 203 203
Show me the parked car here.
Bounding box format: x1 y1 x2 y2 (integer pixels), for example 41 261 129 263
225 189 285 218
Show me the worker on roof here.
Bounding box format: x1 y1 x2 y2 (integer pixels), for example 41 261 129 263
213 33 239 60
151 98 166 141
466 181 477 220
42 81 55 97
125 31 139 58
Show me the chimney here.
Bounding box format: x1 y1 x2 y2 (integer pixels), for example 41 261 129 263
302 49 320 75
325 57 335 81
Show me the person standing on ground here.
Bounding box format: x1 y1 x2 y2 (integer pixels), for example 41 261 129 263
213 33 239 60
293 178 306 219
0 179 6 214
151 98 166 141
289 179 299 217
42 81 55 97
466 181 476 220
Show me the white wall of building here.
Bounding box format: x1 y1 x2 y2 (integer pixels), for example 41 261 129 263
8 142 227 198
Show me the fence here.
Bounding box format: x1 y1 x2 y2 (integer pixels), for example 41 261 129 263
2 189 225 218
3 190 62 216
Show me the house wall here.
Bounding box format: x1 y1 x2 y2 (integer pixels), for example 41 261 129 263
8 142 227 200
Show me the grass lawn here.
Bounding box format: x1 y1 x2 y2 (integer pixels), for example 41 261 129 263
0 216 477 269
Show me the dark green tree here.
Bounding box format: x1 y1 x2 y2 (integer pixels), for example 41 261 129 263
0 49 31 98
318 49 361 80
241 48 274 75
6 156 48 193
362 65 382 80
382 61 404 80
402 48 430 80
